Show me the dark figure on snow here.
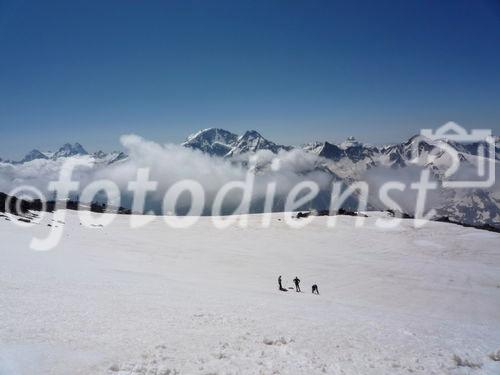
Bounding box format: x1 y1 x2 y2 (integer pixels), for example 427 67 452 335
293 277 301 292
312 284 319 295
278 275 284 291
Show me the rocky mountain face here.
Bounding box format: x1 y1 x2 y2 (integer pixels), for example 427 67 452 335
434 188 500 229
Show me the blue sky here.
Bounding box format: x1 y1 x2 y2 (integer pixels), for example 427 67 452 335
1 0 499 159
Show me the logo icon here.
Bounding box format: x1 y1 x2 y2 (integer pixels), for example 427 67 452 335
411 122 495 188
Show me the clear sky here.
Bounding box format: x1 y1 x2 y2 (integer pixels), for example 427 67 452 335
1 0 499 159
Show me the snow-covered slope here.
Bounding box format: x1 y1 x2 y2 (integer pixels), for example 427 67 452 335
0 210 499 374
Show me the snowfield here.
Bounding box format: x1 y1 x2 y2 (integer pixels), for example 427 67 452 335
0 211 499 375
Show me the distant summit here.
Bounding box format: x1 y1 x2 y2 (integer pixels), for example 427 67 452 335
53 143 88 158
303 141 344 161
182 128 239 157
12 143 89 164
20 149 49 163
183 128 291 157
226 130 291 157
3 142 125 165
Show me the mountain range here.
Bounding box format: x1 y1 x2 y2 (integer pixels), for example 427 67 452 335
1 128 498 229
2 128 499 168
1 143 127 165
182 128 293 157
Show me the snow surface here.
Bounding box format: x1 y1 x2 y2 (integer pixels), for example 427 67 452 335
0 211 499 374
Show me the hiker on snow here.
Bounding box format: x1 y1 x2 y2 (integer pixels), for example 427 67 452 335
293 276 301 292
278 275 284 291
312 284 319 295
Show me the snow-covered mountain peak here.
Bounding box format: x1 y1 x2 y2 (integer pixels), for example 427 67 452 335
403 134 437 148
53 142 88 158
20 149 49 163
184 128 238 144
4 143 127 165
303 141 345 161
227 130 291 157
90 150 128 164
182 128 239 157
106 151 128 164
92 150 107 159
301 141 323 150
238 130 263 140
182 128 291 157
234 130 267 147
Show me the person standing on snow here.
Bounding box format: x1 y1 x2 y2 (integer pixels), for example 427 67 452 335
312 284 319 295
293 276 301 292
278 275 284 291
